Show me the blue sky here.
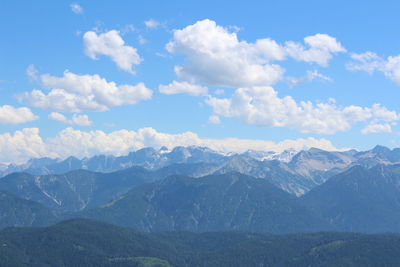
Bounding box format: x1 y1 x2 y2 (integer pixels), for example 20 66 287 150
1 0 400 164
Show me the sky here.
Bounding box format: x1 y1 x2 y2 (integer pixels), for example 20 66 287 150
1 0 400 164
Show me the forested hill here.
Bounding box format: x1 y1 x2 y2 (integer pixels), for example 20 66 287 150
1 219 400 267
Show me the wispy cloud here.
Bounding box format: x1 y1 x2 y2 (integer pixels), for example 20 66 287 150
287 70 332 87
144 19 160 29
347 51 400 85
70 3 83 14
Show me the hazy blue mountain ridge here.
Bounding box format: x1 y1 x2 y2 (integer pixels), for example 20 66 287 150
78 172 331 233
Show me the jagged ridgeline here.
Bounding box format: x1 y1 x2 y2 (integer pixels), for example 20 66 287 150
2 145 400 195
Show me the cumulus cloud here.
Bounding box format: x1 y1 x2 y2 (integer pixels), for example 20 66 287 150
361 122 393 134
347 51 400 85
166 19 345 88
0 105 38 124
0 128 51 164
159 81 208 96
20 70 152 112
166 19 285 87
0 127 345 164
285 34 346 66
206 86 400 134
48 112 92 126
144 19 160 29
83 30 142 74
287 70 332 87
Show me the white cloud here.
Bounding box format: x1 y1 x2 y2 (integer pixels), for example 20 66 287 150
49 112 92 126
70 3 83 14
287 70 332 87
0 128 51 164
214 89 225 95
166 19 345 88
144 19 160 29
159 81 208 96
138 35 147 45
0 127 345 164
346 51 383 74
120 24 136 34
347 51 400 85
26 64 38 81
361 122 392 134
83 30 142 74
206 86 400 134
48 112 67 122
370 103 400 121
208 115 221 124
20 70 152 112
0 105 38 124
70 114 92 126
285 34 346 66
166 19 285 87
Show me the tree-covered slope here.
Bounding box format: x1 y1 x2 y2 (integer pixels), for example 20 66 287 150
80 172 330 233
0 167 156 212
301 164 400 232
0 191 59 229
1 219 400 267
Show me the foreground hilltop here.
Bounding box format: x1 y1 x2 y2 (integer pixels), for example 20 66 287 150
1 219 400 267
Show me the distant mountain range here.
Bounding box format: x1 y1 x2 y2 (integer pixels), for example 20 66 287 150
0 146 230 177
2 145 400 196
1 145 400 233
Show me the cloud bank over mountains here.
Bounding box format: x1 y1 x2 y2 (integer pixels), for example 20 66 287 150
2 16 400 160
206 86 400 134
0 127 342 165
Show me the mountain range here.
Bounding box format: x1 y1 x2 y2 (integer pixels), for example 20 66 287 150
2 145 400 196
1 145 400 234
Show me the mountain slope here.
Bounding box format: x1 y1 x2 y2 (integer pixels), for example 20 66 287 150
213 156 312 195
353 145 400 167
0 191 59 228
0 167 156 212
1 219 400 266
80 172 330 233
288 148 355 184
301 164 400 232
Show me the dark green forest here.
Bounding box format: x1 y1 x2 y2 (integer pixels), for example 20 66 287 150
1 219 400 267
